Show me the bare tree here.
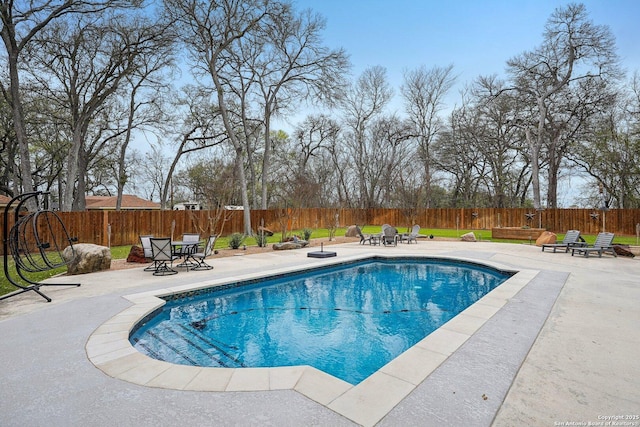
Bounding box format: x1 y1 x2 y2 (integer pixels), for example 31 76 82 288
435 101 490 208
0 90 18 195
467 76 530 207
115 21 176 210
159 89 229 209
400 64 456 207
340 66 393 208
140 145 169 202
253 6 349 209
505 2 621 209
165 0 285 234
294 114 340 170
569 76 640 208
0 0 136 207
26 11 172 210
371 115 413 207
292 114 351 207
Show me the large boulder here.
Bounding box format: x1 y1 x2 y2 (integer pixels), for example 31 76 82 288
63 243 111 275
126 245 149 263
345 225 359 237
536 231 557 246
461 232 476 242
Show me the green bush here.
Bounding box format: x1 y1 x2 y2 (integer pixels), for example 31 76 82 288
254 232 269 247
228 232 245 249
302 228 313 241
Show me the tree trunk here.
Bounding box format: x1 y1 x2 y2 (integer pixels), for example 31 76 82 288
236 147 252 235
525 127 542 210
116 87 137 211
261 106 271 209
211 65 252 235
7 49 37 208
62 127 84 211
74 149 88 211
546 135 561 209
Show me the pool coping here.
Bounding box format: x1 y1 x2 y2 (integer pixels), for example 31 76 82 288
86 254 538 426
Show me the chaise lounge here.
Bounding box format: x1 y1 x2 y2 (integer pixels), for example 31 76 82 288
541 230 585 253
570 232 617 258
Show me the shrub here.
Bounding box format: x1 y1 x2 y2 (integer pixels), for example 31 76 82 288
228 232 245 249
254 232 268 248
302 228 313 241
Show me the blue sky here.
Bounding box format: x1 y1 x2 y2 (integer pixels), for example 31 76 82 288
295 0 640 111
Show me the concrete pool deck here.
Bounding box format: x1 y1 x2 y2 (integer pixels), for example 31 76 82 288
1 240 639 426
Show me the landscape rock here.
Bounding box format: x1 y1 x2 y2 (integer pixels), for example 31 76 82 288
461 232 476 242
272 239 309 250
126 245 149 263
536 231 557 246
345 225 359 237
63 243 111 275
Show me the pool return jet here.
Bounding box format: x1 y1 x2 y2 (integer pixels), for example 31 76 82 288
1 191 80 302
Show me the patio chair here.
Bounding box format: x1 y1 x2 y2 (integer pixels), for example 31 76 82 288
571 232 617 258
175 233 200 256
150 237 179 275
541 230 585 253
356 225 378 245
139 235 158 271
381 225 398 246
173 233 200 269
399 225 420 244
191 235 216 270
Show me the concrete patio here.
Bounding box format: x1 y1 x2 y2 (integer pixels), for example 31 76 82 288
1 240 638 426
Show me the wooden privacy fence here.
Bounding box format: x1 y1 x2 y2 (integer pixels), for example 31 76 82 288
3 207 640 252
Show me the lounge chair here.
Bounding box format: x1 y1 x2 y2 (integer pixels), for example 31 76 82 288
191 235 216 270
571 232 617 258
382 225 398 246
541 230 585 253
150 237 179 275
399 225 420 244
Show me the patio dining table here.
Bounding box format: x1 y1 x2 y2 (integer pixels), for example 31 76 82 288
171 240 200 270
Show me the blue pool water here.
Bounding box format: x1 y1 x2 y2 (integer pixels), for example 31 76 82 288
130 257 512 384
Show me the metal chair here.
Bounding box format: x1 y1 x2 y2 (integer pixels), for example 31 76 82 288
174 233 200 269
191 236 216 270
139 235 158 271
150 237 178 275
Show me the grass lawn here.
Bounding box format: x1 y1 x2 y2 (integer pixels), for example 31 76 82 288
1 227 637 298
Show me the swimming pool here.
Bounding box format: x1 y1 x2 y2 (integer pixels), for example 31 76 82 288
129 257 512 384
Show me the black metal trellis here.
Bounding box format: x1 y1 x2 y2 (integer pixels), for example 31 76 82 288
1 192 80 303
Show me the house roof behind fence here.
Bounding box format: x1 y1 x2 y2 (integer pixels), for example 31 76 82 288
85 195 160 210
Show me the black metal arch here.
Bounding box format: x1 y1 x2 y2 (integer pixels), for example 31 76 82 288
1 192 80 303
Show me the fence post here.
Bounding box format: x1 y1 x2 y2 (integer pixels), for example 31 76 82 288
102 211 109 247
